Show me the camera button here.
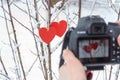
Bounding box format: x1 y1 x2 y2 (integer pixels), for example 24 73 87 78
117 51 120 54
117 47 120 50
113 43 115 46
110 30 113 33
112 37 115 41
111 58 116 62
117 59 120 63
113 51 116 55
117 56 120 58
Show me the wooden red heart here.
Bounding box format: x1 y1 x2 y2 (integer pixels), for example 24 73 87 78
39 27 56 44
51 20 67 37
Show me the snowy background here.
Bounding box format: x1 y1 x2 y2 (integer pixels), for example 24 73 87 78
0 0 120 80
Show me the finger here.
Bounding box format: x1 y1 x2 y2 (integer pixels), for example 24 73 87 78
117 35 120 46
62 49 76 63
116 21 120 25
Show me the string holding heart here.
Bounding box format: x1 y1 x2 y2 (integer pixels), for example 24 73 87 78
39 20 67 44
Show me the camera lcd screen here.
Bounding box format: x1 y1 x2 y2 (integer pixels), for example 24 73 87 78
78 38 109 64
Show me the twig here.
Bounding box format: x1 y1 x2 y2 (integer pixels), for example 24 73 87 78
12 3 36 20
47 0 52 80
117 9 120 20
109 65 113 80
108 0 118 14
58 0 65 10
0 6 39 38
26 56 38 76
0 56 8 76
104 66 108 80
62 11 77 27
51 41 63 53
6 0 26 80
69 14 78 25
51 0 71 22
78 0 81 18
52 72 58 80
0 16 10 21
34 0 40 29
34 0 49 79
95 71 100 80
115 65 120 80
13 2 46 23
26 0 46 79
89 0 97 15
0 73 10 80
40 42 48 80
25 0 38 56
42 0 48 10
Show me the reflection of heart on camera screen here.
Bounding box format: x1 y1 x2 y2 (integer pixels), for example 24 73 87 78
83 42 98 53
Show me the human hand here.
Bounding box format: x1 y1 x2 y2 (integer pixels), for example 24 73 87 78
59 50 86 80
59 22 120 80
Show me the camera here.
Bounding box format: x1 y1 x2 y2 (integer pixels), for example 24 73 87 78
60 16 120 70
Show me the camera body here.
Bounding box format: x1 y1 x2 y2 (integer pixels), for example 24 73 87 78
67 16 120 70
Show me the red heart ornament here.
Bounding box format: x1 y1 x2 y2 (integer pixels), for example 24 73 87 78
83 45 92 53
90 42 98 50
39 20 67 44
83 42 99 53
39 27 56 44
51 20 67 37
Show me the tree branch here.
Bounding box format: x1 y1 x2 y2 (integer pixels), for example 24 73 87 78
6 0 26 80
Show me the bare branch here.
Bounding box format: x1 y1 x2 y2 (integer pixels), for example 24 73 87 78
108 0 119 14
1 0 21 79
89 0 97 15
26 0 46 79
12 3 36 20
0 55 8 76
0 6 39 38
78 0 81 18
26 56 38 76
0 16 10 21
51 41 63 53
115 65 120 80
47 0 52 80
6 0 26 80
0 73 11 80
42 0 48 10
109 65 113 80
118 9 120 20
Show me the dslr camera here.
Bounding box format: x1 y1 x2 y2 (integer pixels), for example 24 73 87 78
60 16 120 70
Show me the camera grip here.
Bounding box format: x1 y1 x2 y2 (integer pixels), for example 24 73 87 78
59 28 74 68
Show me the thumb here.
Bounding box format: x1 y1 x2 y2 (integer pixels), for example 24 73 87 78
116 21 120 25
62 50 76 62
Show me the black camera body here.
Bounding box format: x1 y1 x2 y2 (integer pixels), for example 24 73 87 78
60 16 120 70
